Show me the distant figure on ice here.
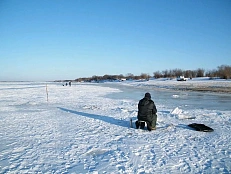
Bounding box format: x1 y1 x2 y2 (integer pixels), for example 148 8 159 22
69 81 71 86
136 92 157 131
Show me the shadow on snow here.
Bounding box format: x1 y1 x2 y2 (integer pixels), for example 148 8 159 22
58 107 194 131
58 107 129 128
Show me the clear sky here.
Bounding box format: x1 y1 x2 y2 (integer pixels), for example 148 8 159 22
0 0 231 81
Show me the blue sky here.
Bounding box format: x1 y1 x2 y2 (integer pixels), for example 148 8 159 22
0 0 231 81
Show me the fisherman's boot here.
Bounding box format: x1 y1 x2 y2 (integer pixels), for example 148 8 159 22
140 122 145 129
135 121 140 129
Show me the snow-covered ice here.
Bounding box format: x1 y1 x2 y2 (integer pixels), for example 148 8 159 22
0 79 231 173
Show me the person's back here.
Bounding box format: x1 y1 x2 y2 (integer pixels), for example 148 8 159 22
137 93 157 130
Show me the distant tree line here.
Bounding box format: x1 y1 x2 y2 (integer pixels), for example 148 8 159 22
153 65 231 79
74 65 231 82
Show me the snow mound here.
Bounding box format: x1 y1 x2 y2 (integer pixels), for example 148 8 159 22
171 107 196 119
171 107 182 115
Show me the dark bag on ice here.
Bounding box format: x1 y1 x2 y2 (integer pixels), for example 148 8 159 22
188 123 214 132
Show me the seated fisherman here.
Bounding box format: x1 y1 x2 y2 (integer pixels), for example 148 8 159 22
136 92 157 131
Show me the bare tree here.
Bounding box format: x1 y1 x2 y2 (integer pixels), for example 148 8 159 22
140 73 149 79
184 70 193 78
162 70 169 78
217 65 231 79
172 69 183 77
153 71 162 78
205 69 218 78
118 74 124 79
196 68 205 77
126 73 134 79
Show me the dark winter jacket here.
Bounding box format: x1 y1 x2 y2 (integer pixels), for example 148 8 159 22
137 97 157 122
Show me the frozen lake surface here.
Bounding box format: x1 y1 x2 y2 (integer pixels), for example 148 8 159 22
103 83 231 111
0 80 231 173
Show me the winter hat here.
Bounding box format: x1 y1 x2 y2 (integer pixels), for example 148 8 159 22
145 92 151 99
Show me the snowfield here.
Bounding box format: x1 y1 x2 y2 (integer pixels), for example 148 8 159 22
0 79 231 174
